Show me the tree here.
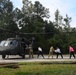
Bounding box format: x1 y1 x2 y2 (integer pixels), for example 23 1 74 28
21 0 50 33
0 0 20 40
13 8 24 29
54 9 63 32
34 1 50 19
54 9 59 26
0 0 18 32
0 0 13 25
64 14 72 32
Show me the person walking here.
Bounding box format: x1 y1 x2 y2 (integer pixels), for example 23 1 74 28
69 46 75 59
54 47 63 59
48 46 54 58
37 47 44 58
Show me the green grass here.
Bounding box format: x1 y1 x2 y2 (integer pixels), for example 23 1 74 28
0 62 76 75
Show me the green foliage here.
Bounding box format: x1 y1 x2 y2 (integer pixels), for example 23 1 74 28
0 0 13 25
0 0 76 54
34 1 50 18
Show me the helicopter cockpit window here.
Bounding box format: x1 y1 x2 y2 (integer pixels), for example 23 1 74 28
4 41 10 46
10 40 18 47
0 40 6 46
3 40 18 46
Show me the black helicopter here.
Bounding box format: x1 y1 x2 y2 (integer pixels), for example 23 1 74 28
0 37 31 59
0 27 33 59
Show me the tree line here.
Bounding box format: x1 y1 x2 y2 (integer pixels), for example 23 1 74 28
0 0 76 54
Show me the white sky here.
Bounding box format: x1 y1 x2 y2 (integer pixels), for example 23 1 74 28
10 0 76 27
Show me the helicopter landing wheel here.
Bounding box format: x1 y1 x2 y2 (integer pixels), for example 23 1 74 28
22 54 25 59
2 55 6 59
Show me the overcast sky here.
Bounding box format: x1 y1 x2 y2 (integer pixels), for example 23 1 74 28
10 0 76 27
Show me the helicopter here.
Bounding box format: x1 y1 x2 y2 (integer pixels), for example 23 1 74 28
0 37 31 59
0 27 37 59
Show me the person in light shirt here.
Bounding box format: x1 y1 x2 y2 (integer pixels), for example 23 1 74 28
37 47 44 58
54 47 63 59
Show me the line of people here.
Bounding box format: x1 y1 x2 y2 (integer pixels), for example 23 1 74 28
48 46 75 59
25 44 75 59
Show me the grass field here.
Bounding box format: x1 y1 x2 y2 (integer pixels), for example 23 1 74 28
0 62 76 75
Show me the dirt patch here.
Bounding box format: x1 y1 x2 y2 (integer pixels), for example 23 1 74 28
0 62 19 68
40 61 76 65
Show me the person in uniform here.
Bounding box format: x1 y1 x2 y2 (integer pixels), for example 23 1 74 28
29 44 34 58
48 46 54 58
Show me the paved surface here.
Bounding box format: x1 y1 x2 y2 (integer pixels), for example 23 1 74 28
0 55 76 63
